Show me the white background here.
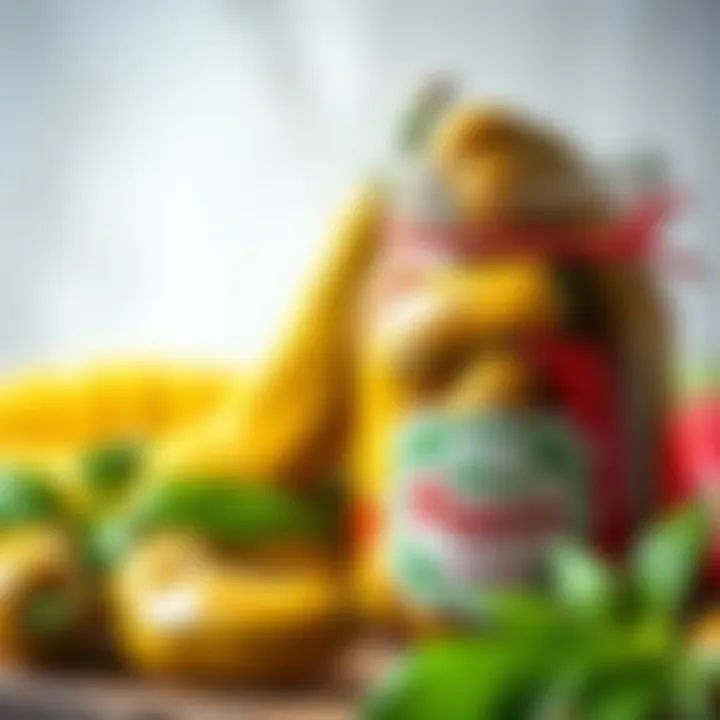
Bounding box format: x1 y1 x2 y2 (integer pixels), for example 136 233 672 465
0 0 717 370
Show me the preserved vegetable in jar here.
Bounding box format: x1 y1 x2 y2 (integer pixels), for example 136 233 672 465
352 93 672 631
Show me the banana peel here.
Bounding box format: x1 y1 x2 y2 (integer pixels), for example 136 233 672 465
444 352 535 412
107 473 346 682
145 407 247 482
0 361 241 450
139 182 383 487
112 533 346 683
0 525 86 665
219 182 384 484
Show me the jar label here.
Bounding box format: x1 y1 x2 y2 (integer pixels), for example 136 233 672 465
388 411 589 616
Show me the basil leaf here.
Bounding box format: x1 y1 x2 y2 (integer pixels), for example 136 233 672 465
130 480 328 547
535 644 667 720
582 668 663 720
365 637 553 720
0 468 63 528
476 590 564 639
83 514 139 573
80 438 145 497
631 500 711 618
672 653 717 720
548 541 615 621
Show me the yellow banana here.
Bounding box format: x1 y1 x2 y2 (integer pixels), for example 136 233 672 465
0 361 240 451
444 351 535 412
112 533 345 683
0 526 85 666
150 182 385 484
0 370 81 450
232 182 384 482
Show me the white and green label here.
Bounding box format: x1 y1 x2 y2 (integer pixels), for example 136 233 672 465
388 411 589 616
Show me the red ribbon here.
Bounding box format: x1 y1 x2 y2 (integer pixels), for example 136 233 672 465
388 188 698 277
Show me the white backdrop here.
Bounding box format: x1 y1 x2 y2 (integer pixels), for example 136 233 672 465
0 0 717 370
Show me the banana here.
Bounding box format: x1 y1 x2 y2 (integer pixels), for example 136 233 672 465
0 371 80 450
444 351 535 412
112 533 345 683
431 104 604 227
0 526 85 665
0 362 240 451
232 182 384 482
370 261 560 369
150 182 385 484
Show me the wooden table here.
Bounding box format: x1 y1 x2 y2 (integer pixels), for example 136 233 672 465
0 641 395 720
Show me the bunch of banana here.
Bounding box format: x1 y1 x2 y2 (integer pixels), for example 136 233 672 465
112 184 384 680
0 454 350 679
4 194 386 675
0 165 384 677
0 359 243 667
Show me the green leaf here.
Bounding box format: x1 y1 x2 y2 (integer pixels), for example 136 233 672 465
130 479 328 548
83 514 139 573
631 500 711 617
672 653 717 720
476 590 564 639
364 658 417 720
533 637 668 720
548 541 616 621
80 438 145 497
529 658 598 720
0 467 63 528
364 637 553 720
582 670 663 720
529 608 676 719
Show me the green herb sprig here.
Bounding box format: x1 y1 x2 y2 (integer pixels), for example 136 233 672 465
366 501 717 720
